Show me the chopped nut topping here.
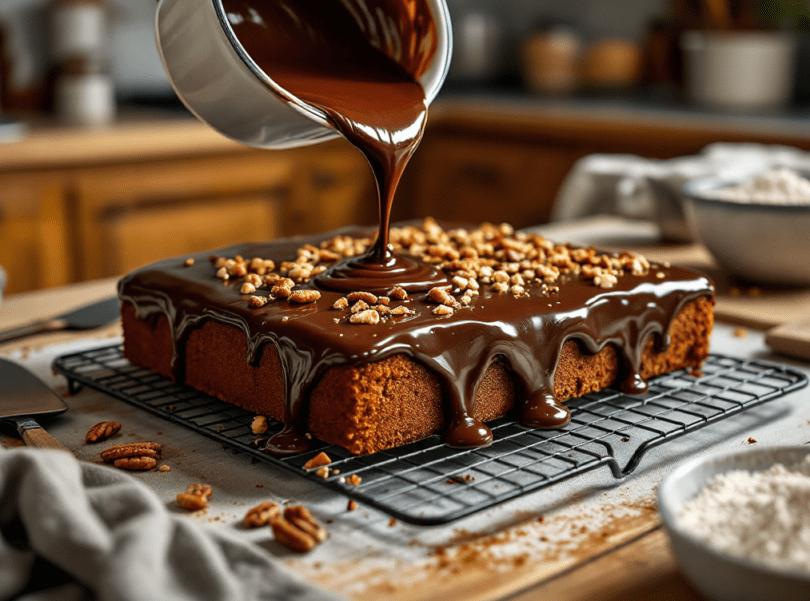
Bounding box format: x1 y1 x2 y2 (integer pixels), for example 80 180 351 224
303 451 332 470
332 297 349 310
271 284 292 299
347 474 362 486
184 258 195 267
85 420 121 443
350 299 369 313
158 465 171 473
316 467 330 478
350 309 380 325
248 295 268 308
389 286 408 300
244 501 280 528
347 499 358 511
347 291 378 304
432 305 454 316
428 287 454 306
289 289 321 304
241 282 257 294
251 415 268 435
390 306 415 316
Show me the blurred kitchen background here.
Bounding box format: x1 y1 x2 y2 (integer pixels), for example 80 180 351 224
2 0 810 294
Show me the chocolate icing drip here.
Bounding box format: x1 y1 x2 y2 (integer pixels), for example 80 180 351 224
118 226 714 453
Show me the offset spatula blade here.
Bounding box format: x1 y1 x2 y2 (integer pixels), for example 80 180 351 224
0 297 120 343
0 359 71 453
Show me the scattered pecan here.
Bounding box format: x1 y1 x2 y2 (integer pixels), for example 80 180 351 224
271 505 328 552
114 456 157 471
100 442 162 463
243 501 280 528
85 420 121 443
271 517 316 552
176 483 213 511
251 415 268 435
185 483 213 500
177 493 208 511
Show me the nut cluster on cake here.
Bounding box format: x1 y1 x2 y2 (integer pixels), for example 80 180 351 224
198 218 662 323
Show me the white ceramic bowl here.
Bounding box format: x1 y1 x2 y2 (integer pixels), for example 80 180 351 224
683 176 810 286
658 446 810 601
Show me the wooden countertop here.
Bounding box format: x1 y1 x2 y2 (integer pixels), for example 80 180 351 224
0 112 243 171
5 95 810 172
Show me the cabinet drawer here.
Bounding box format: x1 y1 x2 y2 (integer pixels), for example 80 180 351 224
406 136 578 228
101 194 281 276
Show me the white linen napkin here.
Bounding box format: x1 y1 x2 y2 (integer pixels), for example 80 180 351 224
0 447 343 601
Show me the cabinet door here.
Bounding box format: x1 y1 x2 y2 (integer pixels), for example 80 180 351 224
285 142 376 234
0 174 69 294
101 194 280 276
404 135 579 229
73 153 292 280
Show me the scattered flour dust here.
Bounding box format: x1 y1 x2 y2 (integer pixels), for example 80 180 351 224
677 455 810 572
708 168 810 204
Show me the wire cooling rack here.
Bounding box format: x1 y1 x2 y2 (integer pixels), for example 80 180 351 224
53 345 806 525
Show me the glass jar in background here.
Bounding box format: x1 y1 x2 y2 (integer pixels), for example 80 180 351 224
54 57 115 125
50 0 115 125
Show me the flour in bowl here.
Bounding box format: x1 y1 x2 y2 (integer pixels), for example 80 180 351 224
677 455 810 572
708 169 810 204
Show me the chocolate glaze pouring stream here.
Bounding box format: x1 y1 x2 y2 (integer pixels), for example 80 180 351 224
223 0 448 293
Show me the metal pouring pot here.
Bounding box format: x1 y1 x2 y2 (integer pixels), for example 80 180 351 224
155 0 453 149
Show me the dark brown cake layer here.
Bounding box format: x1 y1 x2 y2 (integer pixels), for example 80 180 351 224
118 222 715 455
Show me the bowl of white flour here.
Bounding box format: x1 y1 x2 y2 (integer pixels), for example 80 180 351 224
658 446 810 601
683 169 810 286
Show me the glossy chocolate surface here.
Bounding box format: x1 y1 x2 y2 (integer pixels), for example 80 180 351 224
119 225 714 454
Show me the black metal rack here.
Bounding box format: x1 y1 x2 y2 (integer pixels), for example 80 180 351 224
53 345 806 525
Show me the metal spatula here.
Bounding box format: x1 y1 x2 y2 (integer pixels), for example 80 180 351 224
0 297 120 344
0 358 71 453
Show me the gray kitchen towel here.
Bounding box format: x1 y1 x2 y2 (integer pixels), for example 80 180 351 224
0 447 343 601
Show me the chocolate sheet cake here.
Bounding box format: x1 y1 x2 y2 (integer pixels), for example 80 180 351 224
118 219 715 456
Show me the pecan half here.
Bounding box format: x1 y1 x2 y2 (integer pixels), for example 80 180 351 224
114 456 157 471
284 505 328 543
243 501 280 528
85 421 121 443
271 517 316 552
270 505 328 552
100 442 162 463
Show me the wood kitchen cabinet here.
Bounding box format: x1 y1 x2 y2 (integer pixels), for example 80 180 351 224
397 99 810 229
0 117 374 294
